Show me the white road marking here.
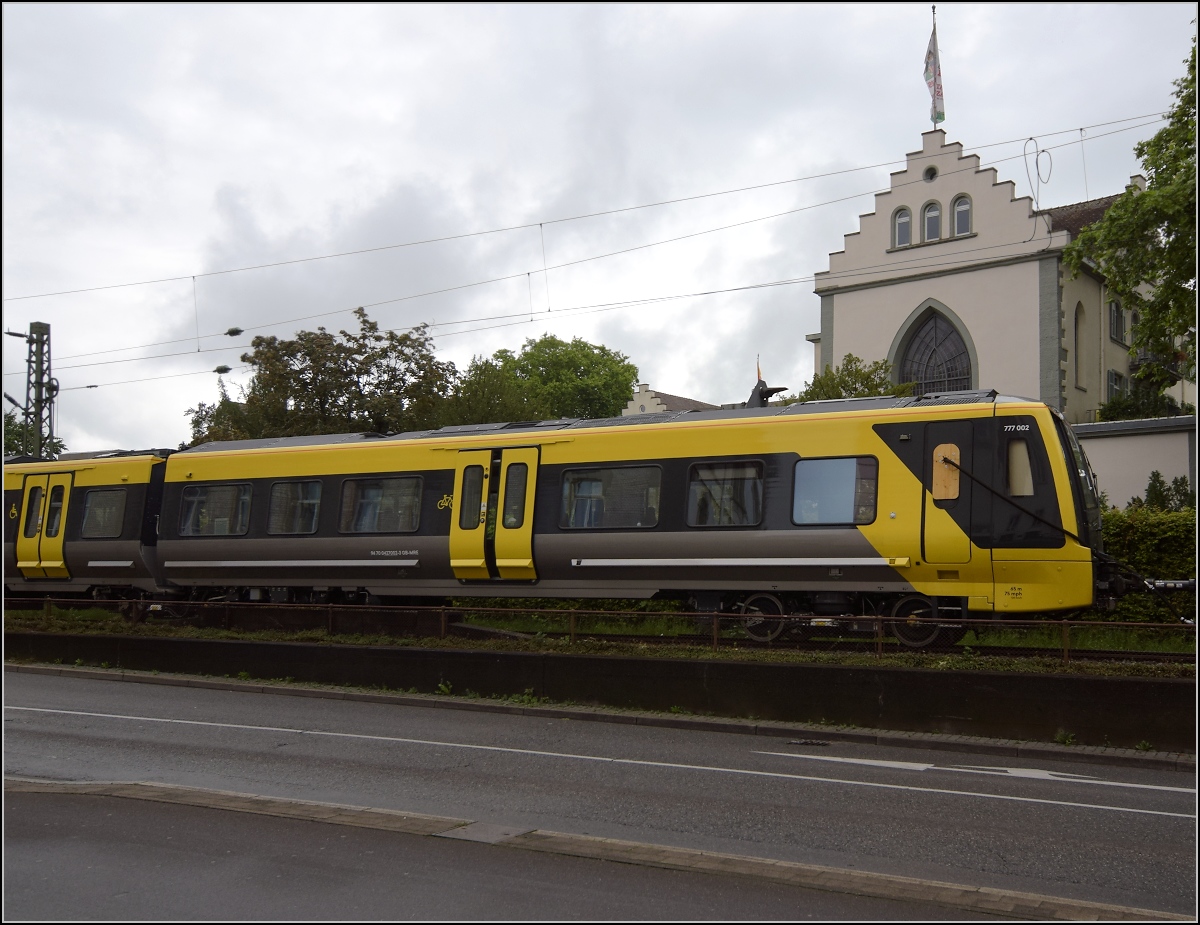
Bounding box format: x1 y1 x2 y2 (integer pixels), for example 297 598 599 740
754 752 1197 794
7 705 1194 819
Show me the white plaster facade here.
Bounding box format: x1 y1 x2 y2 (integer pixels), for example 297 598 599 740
809 130 1194 425
1073 416 1196 508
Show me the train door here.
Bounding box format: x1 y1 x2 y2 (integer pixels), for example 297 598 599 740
494 447 539 579
16 472 73 579
922 421 972 564
448 447 540 582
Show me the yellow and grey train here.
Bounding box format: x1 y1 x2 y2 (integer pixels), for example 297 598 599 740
5 389 1108 647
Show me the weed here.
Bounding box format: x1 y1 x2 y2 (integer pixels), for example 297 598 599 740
74 659 83 667
99 662 110 669
436 680 453 696
1054 729 1077 746
52 658 62 665
1136 740 1154 752
237 671 251 681
669 705 692 715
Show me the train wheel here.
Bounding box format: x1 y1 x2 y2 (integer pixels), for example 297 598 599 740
889 596 941 649
741 593 786 642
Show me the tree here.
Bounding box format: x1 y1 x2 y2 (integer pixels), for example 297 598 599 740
1063 36 1196 392
3 408 67 458
783 354 914 403
187 309 456 443
1096 386 1193 422
447 334 638 424
1128 470 1194 511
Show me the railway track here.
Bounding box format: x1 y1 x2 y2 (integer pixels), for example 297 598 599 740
8 598 1194 664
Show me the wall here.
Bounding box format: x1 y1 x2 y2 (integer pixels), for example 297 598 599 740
1073 416 1196 507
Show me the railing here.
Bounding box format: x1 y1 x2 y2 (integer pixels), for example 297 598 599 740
7 597 1196 665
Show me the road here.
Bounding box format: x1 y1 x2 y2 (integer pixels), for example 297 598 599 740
4 670 1195 919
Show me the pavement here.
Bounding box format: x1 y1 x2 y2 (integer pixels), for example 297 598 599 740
5 660 1195 921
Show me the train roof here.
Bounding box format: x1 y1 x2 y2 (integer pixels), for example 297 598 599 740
176 389 1037 455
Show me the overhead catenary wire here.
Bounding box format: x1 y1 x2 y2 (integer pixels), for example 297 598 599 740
2 112 1166 306
40 226 1093 387
3 116 1165 383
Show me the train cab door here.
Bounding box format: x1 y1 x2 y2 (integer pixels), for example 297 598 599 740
449 450 493 580
922 421 972 564
16 472 73 579
494 447 539 580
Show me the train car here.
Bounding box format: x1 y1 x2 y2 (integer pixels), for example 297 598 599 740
4 450 170 597
4 389 1106 646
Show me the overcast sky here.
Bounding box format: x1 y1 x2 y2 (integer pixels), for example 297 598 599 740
3 3 1195 452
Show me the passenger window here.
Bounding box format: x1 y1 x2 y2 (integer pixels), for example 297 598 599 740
687 462 763 527
459 467 485 530
44 486 65 537
23 486 43 538
931 443 960 500
339 477 421 533
81 489 127 538
502 463 528 529
1007 439 1035 497
560 466 660 528
179 484 252 536
269 481 323 535
793 457 877 525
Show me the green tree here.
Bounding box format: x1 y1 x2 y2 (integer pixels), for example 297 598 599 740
3 408 67 458
1096 386 1193 422
1063 36 1196 392
1128 470 1194 511
187 309 456 443
783 354 914 403
447 334 638 424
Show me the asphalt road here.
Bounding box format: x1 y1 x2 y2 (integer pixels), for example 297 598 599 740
4 671 1195 918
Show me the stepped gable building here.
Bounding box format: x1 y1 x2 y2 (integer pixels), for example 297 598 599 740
622 383 718 416
807 129 1194 425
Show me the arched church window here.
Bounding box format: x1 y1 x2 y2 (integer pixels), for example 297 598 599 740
953 197 971 236
894 209 911 247
923 203 941 241
900 313 971 395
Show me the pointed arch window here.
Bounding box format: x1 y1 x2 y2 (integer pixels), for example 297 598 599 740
894 209 911 247
900 313 971 395
923 203 941 241
953 197 971 236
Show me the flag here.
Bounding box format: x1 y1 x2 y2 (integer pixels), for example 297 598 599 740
924 25 945 124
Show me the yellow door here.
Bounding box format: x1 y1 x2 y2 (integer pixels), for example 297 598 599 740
494 447 538 579
15 472 73 579
448 450 492 580
40 473 73 578
16 476 49 578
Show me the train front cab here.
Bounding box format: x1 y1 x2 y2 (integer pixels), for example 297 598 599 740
864 398 1097 646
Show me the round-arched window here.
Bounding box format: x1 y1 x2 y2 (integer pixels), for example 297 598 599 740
900 313 971 395
923 203 941 241
953 197 971 236
894 209 911 247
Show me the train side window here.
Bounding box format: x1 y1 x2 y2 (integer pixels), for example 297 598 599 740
340 477 422 533
458 467 485 530
43 486 65 537
23 486 43 537
560 466 660 528
269 481 323 535
502 463 528 529
81 489 127 538
793 457 877 525
179 484 252 536
687 462 763 527
1007 439 1035 497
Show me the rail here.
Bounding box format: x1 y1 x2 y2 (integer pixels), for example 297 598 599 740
6 596 1195 665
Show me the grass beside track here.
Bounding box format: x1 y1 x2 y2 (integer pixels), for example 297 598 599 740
3 607 1193 679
